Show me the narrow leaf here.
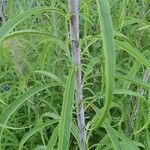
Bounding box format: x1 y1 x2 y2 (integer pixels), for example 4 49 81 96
0 7 66 42
34 70 62 83
58 68 75 150
0 84 57 126
18 120 58 150
104 120 122 150
93 0 115 129
116 40 150 70
46 125 59 150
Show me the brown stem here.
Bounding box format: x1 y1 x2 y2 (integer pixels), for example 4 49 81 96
68 0 86 149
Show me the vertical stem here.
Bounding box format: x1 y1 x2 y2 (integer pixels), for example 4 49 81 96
0 0 5 25
68 0 86 149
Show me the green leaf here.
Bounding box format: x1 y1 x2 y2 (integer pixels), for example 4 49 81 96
58 68 75 150
0 98 8 106
89 103 121 150
0 84 59 143
134 117 150 134
0 84 57 126
115 41 150 70
116 74 150 90
34 70 62 83
114 89 150 107
3 30 50 40
93 0 115 129
0 7 66 43
71 122 80 147
91 103 140 150
104 120 122 150
137 24 150 30
116 131 140 150
18 120 58 150
46 125 59 150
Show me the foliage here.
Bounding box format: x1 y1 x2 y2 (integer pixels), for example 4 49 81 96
0 0 150 149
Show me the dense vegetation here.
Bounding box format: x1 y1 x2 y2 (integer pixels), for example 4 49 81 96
0 0 150 150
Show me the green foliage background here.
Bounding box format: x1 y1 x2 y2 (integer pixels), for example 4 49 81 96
0 0 150 149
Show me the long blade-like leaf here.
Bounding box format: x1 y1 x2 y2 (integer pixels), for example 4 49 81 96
0 84 59 144
0 84 58 126
18 120 58 150
58 68 75 150
89 103 122 150
116 74 150 90
115 40 150 70
114 89 150 107
0 7 66 42
46 125 59 150
104 120 122 150
93 0 115 129
34 70 62 83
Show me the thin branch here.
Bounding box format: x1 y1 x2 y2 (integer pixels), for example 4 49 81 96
68 0 86 149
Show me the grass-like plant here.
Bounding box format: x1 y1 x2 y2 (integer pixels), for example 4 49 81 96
0 0 150 150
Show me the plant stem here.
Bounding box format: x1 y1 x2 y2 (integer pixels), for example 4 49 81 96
68 0 86 149
0 0 5 25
